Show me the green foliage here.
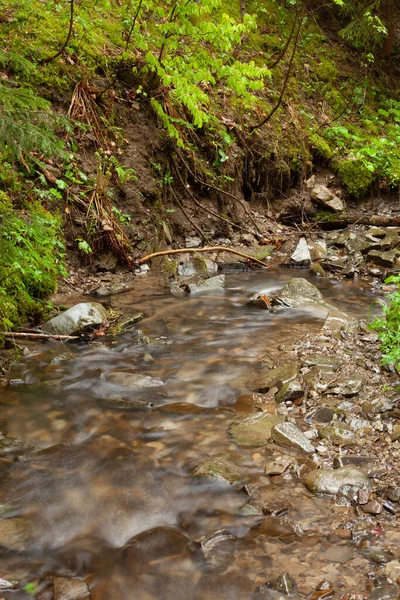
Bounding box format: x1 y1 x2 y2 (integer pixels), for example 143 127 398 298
370 275 400 369
0 192 66 331
309 132 333 160
336 157 374 196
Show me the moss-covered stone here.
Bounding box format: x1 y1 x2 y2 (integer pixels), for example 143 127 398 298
336 158 374 197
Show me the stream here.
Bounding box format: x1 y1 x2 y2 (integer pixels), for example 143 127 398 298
0 270 388 599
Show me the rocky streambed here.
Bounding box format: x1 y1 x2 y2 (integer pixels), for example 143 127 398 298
1 228 400 599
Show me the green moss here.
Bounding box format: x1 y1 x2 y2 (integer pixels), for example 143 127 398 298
0 192 66 333
336 158 374 197
314 58 338 83
309 132 333 160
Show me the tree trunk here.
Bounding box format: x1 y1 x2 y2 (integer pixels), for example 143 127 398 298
240 0 246 21
383 0 395 59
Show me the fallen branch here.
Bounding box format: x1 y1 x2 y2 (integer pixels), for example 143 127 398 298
1 332 81 341
137 246 269 268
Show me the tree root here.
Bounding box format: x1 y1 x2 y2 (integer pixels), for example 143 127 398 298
137 246 269 268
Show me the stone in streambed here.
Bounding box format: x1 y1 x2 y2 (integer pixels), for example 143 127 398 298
102 398 153 410
318 424 355 445
368 249 398 268
181 275 225 293
274 380 303 404
249 363 298 393
328 378 363 396
368 585 400 600
302 355 341 371
271 422 315 453
303 466 370 495
42 302 108 336
272 278 322 308
0 434 36 458
53 578 89 600
0 518 33 551
108 371 164 388
290 238 311 265
309 240 327 260
230 413 284 447
193 456 246 483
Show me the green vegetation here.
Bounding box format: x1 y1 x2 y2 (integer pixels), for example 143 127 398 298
370 276 400 369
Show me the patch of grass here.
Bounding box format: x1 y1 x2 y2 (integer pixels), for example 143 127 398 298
370 275 400 369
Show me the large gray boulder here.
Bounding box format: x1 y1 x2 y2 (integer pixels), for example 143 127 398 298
272 278 323 308
42 302 108 335
303 466 369 495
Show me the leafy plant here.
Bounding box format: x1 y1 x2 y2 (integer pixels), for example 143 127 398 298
370 275 400 368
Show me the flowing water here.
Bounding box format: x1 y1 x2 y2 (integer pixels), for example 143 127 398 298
0 270 381 599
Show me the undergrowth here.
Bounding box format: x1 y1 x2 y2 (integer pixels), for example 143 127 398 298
370 275 400 370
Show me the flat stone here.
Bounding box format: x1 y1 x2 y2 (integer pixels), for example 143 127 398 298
307 407 334 424
303 466 370 495
249 363 298 393
230 413 284 447
265 456 292 475
302 355 341 371
318 424 355 445
328 379 363 396
271 422 315 453
274 380 303 404
333 456 378 476
0 518 32 551
185 236 202 248
95 252 117 272
368 249 398 268
311 184 345 212
42 302 108 335
193 456 246 483
321 545 355 564
363 500 383 515
53 578 89 600
323 307 354 333
290 238 311 265
108 371 164 388
182 274 225 293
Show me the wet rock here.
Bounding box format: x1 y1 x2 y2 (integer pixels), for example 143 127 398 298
124 526 193 568
274 380 303 404
384 560 400 583
318 424 355 445
193 456 246 483
310 262 327 277
249 363 298 393
388 487 400 503
266 573 297 594
181 274 225 293
264 455 292 475
272 278 323 308
311 184 345 212
253 516 296 538
42 302 108 335
303 466 370 495
102 398 153 410
108 371 164 388
0 578 18 590
321 545 355 564
368 585 400 600
247 293 273 311
323 307 354 333
290 238 311 265
368 249 398 267
0 517 32 551
200 529 237 572
271 422 315 453
327 378 363 396
230 413 284 447
186 236 202 248
0 434 35 458
107 313 144 334
53 577 89 600
302 355 341 371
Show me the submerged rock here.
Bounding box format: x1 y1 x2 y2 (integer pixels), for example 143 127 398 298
230 413 284 447
271 422 315 453
0 434 35 458
193 456 246 483
311 184 345 212
102 398 153 410
368 585 400 600
249 363 298 393
0 518 32 551
303 466 369 495
42 302 108 336
108 371 164 389
53 577 89 600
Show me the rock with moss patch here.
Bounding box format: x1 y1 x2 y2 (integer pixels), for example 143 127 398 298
303 466 369 495
318 424 355 445
193 456 246 483
272 278 323 309
230 413 284 447
310 262 326 277
42 302 108 336
274 380 303 404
